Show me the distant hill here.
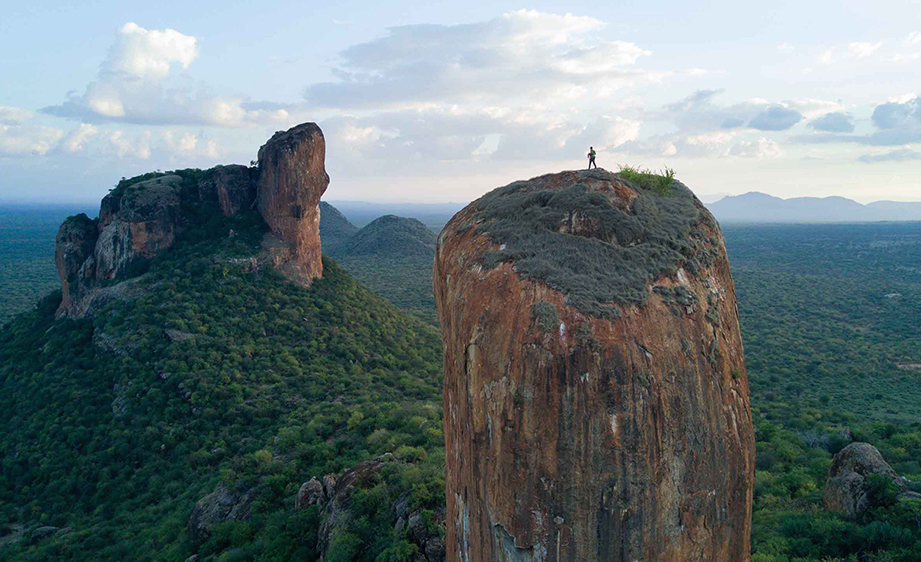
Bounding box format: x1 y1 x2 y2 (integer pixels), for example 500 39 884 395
325 200 463 230
321 210 438 324
318 201 359 254
707 192 921 223
336 215 436 259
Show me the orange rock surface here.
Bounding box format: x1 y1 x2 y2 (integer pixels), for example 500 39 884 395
434 169 754 562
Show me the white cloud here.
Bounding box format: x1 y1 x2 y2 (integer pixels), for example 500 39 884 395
904 32 921 46
61 124 99 153
0 124 64 156
0 106 34 126
162 131 198 152
104 22 198 80
109 130 151 159
817 48 835 64
777 43 795 54
303 10 660 111
727 138 781 158
42 23 284 127
787 98 846 120
848 41 882 58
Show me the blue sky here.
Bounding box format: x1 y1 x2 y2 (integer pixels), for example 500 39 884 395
2 0 921 204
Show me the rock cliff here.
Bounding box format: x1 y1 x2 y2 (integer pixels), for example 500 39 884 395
55 123 329 317
256 123 330 283
433 169 755 561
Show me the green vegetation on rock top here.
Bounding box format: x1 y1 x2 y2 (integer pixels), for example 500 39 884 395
470 169 711 317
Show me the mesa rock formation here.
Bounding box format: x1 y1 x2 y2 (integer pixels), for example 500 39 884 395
256 123 330 282
54 123 329 317
433 169 755 561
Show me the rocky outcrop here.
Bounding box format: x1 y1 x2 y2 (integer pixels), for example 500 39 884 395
55 213 98 312
317 456 392 559
188 482 256 548
296 477 326 509
298 455 446 562
56 174 185 316
434 169 755 562
96 174 185 280
195 165 257 216
55 123 330 317
824 442 921 520
256 123 330 284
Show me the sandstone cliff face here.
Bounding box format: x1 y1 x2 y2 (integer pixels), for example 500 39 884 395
256 123 330 283
433 169 755 562
55 123 329 316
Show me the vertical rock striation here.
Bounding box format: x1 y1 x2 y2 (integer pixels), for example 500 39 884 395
256 123 330 283
434 169 755 562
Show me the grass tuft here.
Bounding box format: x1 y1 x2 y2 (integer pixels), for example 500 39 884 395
617 165 676 195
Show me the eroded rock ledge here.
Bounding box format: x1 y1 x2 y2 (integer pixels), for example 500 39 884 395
434 169 755 562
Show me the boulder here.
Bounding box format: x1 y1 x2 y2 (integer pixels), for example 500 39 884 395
256 123 330 284
824 442 920 520
188 482 255 548
27 526 59 545
296 477 326 509
434 169 755 561
318 457 390 559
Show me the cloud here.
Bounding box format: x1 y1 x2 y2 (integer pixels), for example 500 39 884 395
809 112 855 133
848 41 882 58
794 96 921 147
727 138 781 158
817 48 835 64
109 130 151 159
321 107 639 162
872 97 920 129
777 43 795 54
0 106 33 126
748 105 804 131
0 123 64 156
103 22 198 80
60 124 99 153
859 148 921 163
303 10 658 111
659 90 826 134
41 23 286 127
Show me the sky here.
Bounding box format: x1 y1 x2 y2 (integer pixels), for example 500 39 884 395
2 0 921 205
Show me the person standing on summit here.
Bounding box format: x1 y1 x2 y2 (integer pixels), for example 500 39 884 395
587 146 597 169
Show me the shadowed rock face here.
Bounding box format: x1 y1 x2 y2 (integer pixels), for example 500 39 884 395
434 169 755 562
195 164 257 216
55 213 98 312
257 123 330 283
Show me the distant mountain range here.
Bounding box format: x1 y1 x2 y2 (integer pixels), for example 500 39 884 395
324 200 465 229
706 192 921 223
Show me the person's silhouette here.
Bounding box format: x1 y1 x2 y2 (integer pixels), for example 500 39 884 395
587 147 597 169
